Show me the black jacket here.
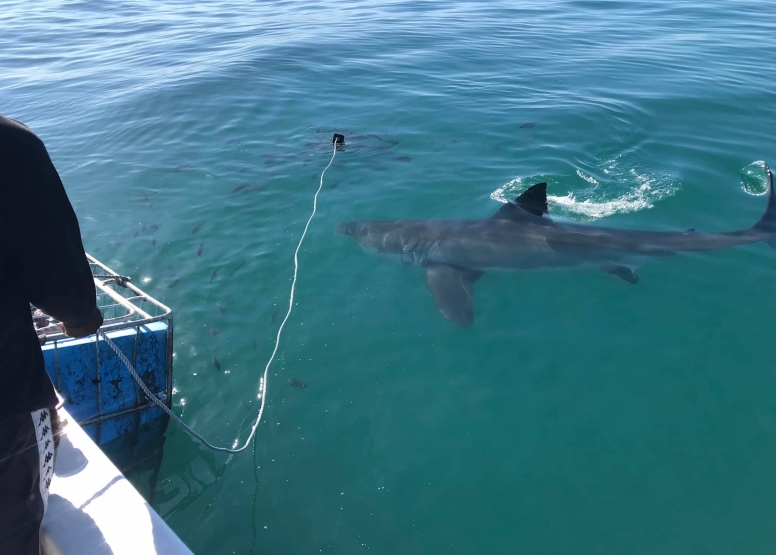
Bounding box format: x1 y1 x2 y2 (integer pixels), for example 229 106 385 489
0 115 97 421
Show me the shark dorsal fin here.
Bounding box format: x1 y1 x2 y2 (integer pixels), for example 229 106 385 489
490 182 551 223
514 182 548 217
490 203 523 221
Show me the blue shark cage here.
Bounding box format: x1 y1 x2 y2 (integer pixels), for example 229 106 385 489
33 254 173 474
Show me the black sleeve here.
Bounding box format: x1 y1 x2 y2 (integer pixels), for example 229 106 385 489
1 120 97 328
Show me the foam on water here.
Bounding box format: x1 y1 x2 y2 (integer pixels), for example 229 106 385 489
492 154 680 221
741 160 770 196
576 169 599 185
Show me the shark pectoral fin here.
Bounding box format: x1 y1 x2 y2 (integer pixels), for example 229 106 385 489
601 264 639 284
425 265 484 328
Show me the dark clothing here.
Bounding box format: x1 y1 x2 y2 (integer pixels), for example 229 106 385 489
0 407 58 555
0 114 97 420
0 116 96 554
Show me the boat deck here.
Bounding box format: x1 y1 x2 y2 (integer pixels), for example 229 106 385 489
41 407 193 555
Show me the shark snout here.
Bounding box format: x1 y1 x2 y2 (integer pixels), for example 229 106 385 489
335 221 355 237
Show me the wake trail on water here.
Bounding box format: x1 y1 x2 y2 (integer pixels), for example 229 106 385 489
492 153 680 222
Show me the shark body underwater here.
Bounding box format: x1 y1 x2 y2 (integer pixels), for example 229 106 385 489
336 164 775 328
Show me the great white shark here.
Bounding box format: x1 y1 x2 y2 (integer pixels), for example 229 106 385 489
336 164 775 328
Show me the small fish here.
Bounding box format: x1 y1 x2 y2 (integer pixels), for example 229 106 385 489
134 190 157 203
207 349 221 371
168 278 180 288
151 236 157 247
216 295 232 314
252 337 258 350
231 183 262 194
270 310 278 324
287 378 307 389
392 156 412 163
328 180 341 190
208 328 220 336
110 240 122 247
520 122 536 129
141 223 147 232
240 167 248 173
197 243 204 256
149 224 160 232
173 164 191 173
228 261 245 279
192 223 204 235
210 269 218 282
133 231 139 238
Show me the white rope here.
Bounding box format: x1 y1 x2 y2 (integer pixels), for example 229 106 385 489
99 142 338 454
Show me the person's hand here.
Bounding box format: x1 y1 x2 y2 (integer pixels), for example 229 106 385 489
59 307 103 338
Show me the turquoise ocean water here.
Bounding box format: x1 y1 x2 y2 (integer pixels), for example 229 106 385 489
4 1 776 553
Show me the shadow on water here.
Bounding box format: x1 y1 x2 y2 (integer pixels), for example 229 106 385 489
150 427 229 522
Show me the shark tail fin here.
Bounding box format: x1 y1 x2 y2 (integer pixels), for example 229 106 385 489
752 162 776 247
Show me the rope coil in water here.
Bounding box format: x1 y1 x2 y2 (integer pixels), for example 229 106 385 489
99 141 339 454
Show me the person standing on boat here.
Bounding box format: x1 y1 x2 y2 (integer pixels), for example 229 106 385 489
0 115 103 555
